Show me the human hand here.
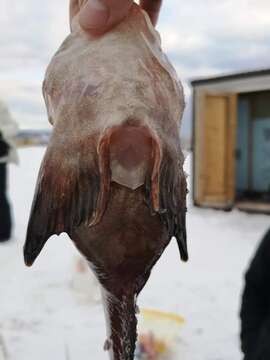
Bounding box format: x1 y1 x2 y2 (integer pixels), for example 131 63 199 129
70 0 163 34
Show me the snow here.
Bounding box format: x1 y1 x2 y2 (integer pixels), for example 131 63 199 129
0 147 269 359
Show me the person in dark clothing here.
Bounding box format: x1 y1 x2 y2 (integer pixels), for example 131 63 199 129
240 229 270 360
0 133 12 241
0 100 19 242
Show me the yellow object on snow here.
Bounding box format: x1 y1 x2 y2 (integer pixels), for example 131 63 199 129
136 308 185 359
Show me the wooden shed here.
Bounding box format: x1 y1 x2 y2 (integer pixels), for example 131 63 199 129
191 69 270 213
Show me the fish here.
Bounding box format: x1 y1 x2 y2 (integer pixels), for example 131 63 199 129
24 4 188 359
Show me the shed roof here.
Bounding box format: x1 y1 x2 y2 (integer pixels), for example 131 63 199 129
191 68 270 87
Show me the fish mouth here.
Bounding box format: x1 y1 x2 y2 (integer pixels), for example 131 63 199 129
98 122 161 191
109 125 152 170
109 124 153 190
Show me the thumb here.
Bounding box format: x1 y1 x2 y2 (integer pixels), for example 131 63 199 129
79 0 133 34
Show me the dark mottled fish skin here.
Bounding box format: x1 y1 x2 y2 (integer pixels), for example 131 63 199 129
72 182 170 360
24 4 187 360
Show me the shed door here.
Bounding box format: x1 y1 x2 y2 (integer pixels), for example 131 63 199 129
195 94 237 208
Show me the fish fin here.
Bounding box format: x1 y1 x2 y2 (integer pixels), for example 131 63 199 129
24 134 104 266
146 144 188 262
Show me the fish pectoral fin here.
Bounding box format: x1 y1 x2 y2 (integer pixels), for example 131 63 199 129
146 145 188 262
160 147 188 261
24 137 101 266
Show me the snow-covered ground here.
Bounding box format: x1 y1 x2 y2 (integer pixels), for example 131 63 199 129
0 148 269 360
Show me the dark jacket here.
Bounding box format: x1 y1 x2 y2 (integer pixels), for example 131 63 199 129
240 229 270 360
0 132 9 158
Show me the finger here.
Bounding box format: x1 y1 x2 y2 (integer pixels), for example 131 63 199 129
140 0 162 26
79 0 133 35
70 0 80 24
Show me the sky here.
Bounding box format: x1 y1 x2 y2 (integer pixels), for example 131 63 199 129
0 0 270 132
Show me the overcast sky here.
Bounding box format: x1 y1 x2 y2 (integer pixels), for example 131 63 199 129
0 0 269 130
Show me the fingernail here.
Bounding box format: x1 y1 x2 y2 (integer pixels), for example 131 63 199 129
79 0 109 30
